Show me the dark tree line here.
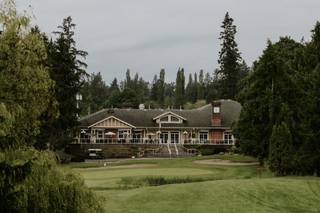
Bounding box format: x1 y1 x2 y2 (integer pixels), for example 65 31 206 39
236 23 320 176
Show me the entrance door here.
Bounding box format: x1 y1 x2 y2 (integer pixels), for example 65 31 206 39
160 132 169 143
170 132 180 144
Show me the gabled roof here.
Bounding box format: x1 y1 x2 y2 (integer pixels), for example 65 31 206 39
153 111 187 121
79 100 241 129
88 115 136 128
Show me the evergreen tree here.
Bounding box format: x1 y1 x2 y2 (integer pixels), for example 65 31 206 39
80 72 109 116
157 69 165 106
217 12 243 99
269 122 294 176
236 38 305 166
175 68 185 108
198 69 205 100
185 73 193 102
192 72 198 102
151 74 158 101
110 78 120 93
124 69 131 89
48 16 88 148
164 82 175 108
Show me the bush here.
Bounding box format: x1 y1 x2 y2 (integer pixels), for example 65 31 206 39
0 147 103 213
118 176 207 188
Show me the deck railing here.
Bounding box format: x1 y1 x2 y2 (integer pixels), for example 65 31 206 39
76 138 234 145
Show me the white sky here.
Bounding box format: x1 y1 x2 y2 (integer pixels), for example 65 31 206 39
16 0 320 83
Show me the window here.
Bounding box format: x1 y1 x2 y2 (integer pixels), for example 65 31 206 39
170 116 179 122
213 107 220 113
96 130 103 138
80 129 90 143
118 130 130 139
160 116 169 122
155 112 186 124
199 132 208 142
224 133 233 144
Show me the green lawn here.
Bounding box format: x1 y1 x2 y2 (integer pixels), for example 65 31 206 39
71 155 320 213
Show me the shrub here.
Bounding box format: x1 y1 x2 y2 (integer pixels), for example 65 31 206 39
118 176 207 188
0 147 103 213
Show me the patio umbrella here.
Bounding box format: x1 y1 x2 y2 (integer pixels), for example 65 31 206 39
105 131 116 136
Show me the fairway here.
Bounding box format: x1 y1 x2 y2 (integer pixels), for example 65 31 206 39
72 155 320 212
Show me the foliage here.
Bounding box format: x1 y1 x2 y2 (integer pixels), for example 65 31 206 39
184 99 207 109
0 0 55 148
217 12 246 99
80 72 109 115
236 23 320 175
44 16 88 148
175 68 186 108
0 147 103 213
269 122 294 176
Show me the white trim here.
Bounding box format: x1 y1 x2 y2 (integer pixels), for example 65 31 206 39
88 115 136 128
153 111 186 121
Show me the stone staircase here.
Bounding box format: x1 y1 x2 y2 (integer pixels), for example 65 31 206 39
143 144 197 157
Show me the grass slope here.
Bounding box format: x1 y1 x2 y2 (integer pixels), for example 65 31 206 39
72 155 320 212
100 178 320 213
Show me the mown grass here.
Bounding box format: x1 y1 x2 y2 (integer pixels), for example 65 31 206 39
71 154 320 212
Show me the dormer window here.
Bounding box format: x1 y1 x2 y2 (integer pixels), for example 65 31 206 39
160 116 169 122
153 112 186 124
170 116 179 122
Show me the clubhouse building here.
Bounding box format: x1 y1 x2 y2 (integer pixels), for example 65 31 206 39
71 100 241 157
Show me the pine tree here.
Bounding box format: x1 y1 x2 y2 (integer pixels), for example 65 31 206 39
48 16 88 148
217 12 242 99
185 73 193 102
236 38 304 165
269 122 294 176
175 68 185 108
157 69 165 106
80 72 109 116
151 74 158 101
110 78 120 93
198 70 205 100
192 73 198 102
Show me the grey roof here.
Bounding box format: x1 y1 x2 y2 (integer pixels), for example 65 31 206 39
79 99 241 129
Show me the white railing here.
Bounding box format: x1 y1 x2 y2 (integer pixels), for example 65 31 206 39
76 138 234 145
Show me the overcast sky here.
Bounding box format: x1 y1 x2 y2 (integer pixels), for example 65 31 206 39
16 0 320 83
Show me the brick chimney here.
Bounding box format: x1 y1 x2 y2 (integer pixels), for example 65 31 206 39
212 101 221 126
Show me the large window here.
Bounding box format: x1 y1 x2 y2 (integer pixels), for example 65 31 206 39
132 131 142 143
199 132 208 143
118 129 130 139
96 130 104 139
170 132 179 144
224 133 233 144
